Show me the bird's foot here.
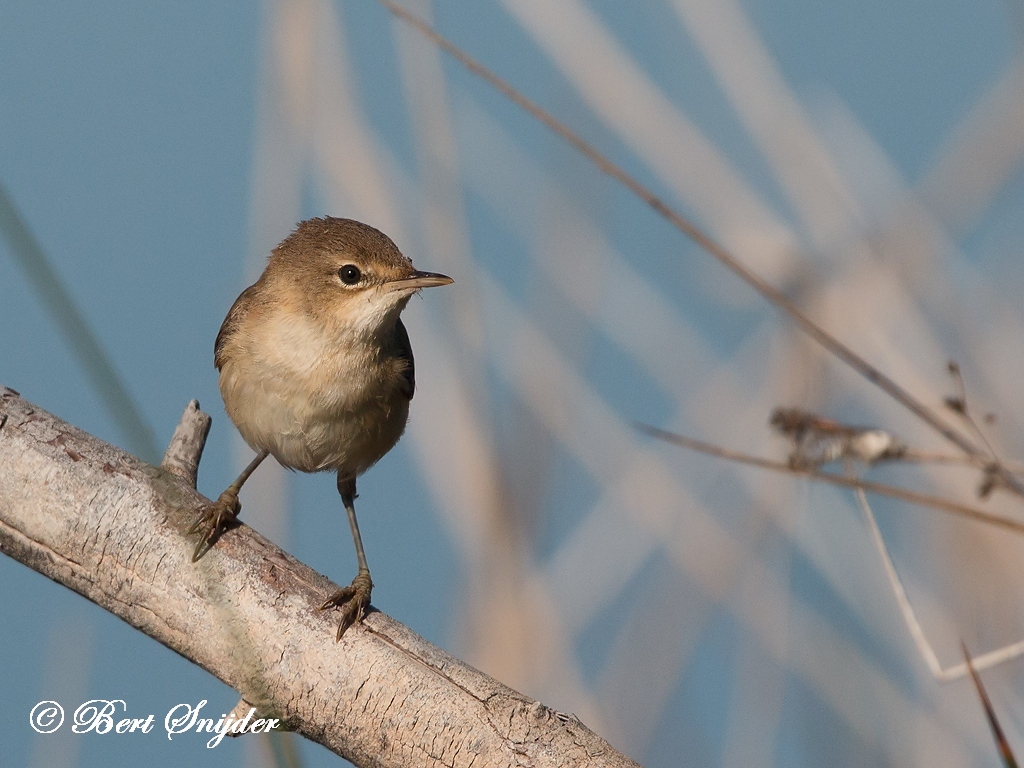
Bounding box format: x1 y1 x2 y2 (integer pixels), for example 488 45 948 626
319 569 373 640
187 488 241 562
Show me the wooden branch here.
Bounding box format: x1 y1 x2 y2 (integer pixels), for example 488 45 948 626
0 386 639 768
160 399 211 487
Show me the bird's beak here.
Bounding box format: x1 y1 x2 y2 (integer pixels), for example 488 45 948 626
384 270 454 292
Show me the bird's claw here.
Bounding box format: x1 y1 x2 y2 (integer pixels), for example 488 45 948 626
320 569 373 640
187 489 241 561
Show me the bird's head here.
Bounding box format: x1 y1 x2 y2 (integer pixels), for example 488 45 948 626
265 217 453 338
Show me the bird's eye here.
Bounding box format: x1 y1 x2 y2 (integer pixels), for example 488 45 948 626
338 264 362 285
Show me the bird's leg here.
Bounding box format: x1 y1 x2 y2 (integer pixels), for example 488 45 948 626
320 475 373 640
188 450 269 561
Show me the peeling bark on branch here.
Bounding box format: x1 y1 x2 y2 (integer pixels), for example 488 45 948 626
0 386 640 768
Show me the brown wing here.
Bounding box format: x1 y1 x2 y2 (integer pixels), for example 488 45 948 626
394 319 415 400
214 284 260 371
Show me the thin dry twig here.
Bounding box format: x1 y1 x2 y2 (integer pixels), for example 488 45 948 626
944 361 998 458
943 361 1012 499
855 490 1024 681
856 489 943 678
896 450 1024 473
373 0 1024 498
637 424 1024 535
945 362 998 454
962 642 1020 768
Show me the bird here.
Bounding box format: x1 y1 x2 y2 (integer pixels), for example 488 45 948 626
189 216 453 638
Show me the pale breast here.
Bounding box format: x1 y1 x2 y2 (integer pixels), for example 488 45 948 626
218 310 411 477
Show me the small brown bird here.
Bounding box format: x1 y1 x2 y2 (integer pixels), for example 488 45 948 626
190 217 453 638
